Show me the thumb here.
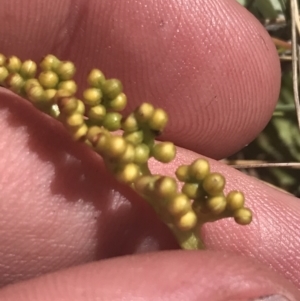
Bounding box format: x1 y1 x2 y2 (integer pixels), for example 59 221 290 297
0 0 280 158
0 251 299 301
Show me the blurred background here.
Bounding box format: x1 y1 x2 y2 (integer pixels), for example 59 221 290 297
226 0 300 197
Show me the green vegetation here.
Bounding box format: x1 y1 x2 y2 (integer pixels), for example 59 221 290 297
0 53 252 249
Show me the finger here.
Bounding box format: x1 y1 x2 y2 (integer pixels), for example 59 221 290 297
0 0 281 158
0 89 300 289
0 251 299 301
156 149 300 289
0 89 178 286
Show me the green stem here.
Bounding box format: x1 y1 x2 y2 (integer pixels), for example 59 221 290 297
140 163 151 176
169 225 204 250
275 104 296 112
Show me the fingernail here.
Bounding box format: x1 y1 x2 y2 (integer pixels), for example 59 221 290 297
251 295 292 301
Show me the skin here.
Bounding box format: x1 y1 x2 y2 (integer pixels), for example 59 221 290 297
0 0 299 300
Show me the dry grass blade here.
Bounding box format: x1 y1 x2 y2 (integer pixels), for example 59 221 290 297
280 55 292 60
229 1 300 197
290 0 300 131
224 159 300 169
280 56 292 62
272 37 292 49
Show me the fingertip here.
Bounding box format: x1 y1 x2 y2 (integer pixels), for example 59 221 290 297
0 0 281 159
157 0 281 158
0 251 299 301
149 146 300 288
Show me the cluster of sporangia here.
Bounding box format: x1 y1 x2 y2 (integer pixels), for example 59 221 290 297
0 54 252 249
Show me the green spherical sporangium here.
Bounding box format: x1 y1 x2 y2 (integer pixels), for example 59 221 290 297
26 78 41 86
86 126 103 143
175 211 197 231
58 80 77 95
0 54 6 66
175 165 190 182
152 142 176 163
226 191 245 211
44 89 57 102
87 69 106 88
206 195 227 215
74 100 85 115
167 193 191 216
118 143 135 164
27 85 46 104
148 108 168 131
134 102 154 123
234 208 252 225
94 132 110 154
123 130 144 145
83 88 102 106
134 143 150 164
54 88 73 99
38 71 59 89
40 55 61 71
20 60 37 78
108 93 127 111
56 61 76 80
6 73 24 93
102 112 122 131
71 124 88 141
121 113 139 133
134 175 154 195
6 56 21 73
115 163 140 183
102 79 123 99
65 114 84 129
182 183 199 199
23 78 40 94
202 173 225 196
88 105 106 122
154 176 177 200
189 159 210 181
0 66 9 84
107 136 127 158
57 96 78 114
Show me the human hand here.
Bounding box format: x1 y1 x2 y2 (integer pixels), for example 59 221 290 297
0 0 299 300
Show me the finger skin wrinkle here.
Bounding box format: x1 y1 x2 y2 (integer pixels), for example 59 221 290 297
50 0 90 58
0 93 100 285
202 172 300 288
158 151 300 288
0 1 64 58
0 252 300 301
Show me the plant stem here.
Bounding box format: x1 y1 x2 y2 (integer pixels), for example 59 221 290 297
169 225 204 250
